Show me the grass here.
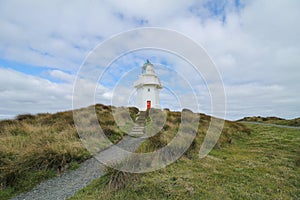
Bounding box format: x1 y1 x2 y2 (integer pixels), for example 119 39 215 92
1 105 299 199
138 110 251 154
0 104 138 199
103 167 139 190
70 119 300 199
240 116 300 127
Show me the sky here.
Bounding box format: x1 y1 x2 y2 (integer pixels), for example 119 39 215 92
0 0 299 120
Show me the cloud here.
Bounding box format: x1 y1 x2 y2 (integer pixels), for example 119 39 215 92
0 0 299 120
0 67 114 118
225 82 300 119
0 0 135 70
0 67 73 116
47 70 75 83
102 91 113 100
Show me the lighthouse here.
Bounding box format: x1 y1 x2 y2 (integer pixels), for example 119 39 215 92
134 60 162 111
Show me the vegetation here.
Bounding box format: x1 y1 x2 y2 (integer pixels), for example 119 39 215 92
239 116 300 127
0 104 138 199
70 122 300 200
139 110 251 154
102 167 139 190
1 105 299 199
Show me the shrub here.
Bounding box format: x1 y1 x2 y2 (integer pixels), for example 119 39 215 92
15 114 35 121
103 167 139 190
296 155 300 167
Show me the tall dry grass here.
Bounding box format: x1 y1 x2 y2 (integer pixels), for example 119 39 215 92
137 109 251 156
0 113 87 190
0 104 138 196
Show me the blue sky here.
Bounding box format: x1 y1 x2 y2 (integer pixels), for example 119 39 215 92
0 0 299 120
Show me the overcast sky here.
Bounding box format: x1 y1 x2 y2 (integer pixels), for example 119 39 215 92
0 0 299 120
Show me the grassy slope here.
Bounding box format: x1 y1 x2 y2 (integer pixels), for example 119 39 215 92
0 104 138 200
239 116 300 127
70 123 300 199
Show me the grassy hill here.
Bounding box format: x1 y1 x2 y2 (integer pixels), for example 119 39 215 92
70 123 300 199
0 104 138 199
0 105 299 199
239 116 300 127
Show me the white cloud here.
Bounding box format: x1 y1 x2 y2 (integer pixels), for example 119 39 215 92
0 0 135 70
0 0 299 120
0 67 115 119
0 68 73 116
102 92 113 100
225 83 300 119
47 70 75 82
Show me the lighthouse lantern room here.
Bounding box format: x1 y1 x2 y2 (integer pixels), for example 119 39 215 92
134 60 162 111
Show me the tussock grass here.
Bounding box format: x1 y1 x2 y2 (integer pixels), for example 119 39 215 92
103 167 139 190
297 157 300 167
137 109 251 155
0 104 138 199
0 116 87 199
71 121 300 200
240 116 300 127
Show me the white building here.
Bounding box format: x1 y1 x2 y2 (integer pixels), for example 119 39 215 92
134 60 162 111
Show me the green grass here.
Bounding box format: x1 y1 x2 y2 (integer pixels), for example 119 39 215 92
70 123 300 199
0 170 56 200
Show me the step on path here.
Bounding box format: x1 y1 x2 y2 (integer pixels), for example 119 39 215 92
130 111 147 137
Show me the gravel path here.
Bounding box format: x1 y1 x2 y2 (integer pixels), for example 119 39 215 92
12 135 145 200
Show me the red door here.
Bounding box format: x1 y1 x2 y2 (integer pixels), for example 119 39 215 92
147 101 151 109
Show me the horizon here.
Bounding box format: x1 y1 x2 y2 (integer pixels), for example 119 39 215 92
1 103 298 122
1 1 299 121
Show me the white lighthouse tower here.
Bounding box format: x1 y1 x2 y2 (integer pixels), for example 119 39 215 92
134 60 162 111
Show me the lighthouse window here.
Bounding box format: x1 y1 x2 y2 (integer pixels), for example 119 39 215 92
148 88 150 92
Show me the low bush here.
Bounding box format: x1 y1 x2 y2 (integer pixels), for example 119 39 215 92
103 167 139 190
